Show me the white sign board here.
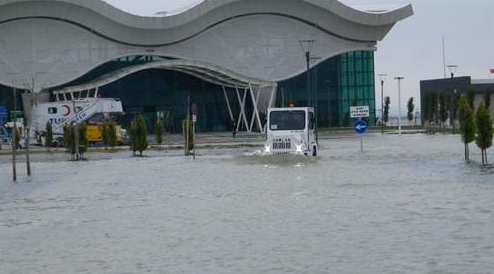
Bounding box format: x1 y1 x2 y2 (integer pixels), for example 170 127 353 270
192 114 197 123
350 106 370 118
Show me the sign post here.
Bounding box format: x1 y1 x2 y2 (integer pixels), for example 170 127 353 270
354 119 367 151
191 103 198 159
350 106 369 152
0 106 7 151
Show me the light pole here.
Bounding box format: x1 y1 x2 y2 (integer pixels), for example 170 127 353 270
378 74 387 134
394 77 404 134
12 86 17 181
299 40 315 107
310 56 322 144
447 64 457 79
447 65 458 130
325 80 332 127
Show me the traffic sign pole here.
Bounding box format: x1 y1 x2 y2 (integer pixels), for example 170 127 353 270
360 133 363 152
191 103 198 160
354 118 367 152
192 120 195 159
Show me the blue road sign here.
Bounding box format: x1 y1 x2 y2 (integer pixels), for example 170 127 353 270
354 119 368 134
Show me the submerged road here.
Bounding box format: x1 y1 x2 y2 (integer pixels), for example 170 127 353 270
1 134 493 273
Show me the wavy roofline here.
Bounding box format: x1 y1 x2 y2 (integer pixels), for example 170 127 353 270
0 0 413 27
0 0 413 46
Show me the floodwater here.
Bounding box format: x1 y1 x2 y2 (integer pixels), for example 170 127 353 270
1 134 493 273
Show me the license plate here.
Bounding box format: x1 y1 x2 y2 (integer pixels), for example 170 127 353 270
273 142 291 150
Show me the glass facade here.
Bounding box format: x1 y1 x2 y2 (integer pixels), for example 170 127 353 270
277 51 375 127
53 56 245 134
0 51 375 132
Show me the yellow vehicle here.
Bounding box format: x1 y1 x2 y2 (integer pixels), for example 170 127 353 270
86 124 124 144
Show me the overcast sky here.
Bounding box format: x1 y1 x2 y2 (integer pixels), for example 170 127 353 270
102 0 494 113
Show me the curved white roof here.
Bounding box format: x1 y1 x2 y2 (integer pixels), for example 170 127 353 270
0 0 413 46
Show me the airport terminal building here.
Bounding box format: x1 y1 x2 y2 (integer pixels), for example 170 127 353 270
0 0 413 132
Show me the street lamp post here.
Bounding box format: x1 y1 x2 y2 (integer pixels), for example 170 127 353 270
299 40 315 107
447 65 458 130
325 80 331 127
394 77 404 134
310 57 322 144
378 74 387 134
447 64 457 79
12 86 17 181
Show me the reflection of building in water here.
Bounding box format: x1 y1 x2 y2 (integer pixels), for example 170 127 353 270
0 0 412 132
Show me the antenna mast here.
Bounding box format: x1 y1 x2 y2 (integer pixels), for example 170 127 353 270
442 36 446 78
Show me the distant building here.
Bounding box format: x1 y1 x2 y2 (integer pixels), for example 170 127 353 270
420 77 494 125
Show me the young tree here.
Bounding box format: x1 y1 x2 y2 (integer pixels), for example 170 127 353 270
78 123 88 159
107 122 117 148
424 93 432 123
439 92 449 127
130 115 148 156
475 103 493 164
407 97 414 123
344 112 351 127
424 92 436 132
102 120 117 148
458 94 476 161
467 89 475 109
155 119 164 148
101 121 110 148
484 88 492 110
450 92 460 131
63 123 88 160
45 122 53 149
13 127 21 150
431 92 439 125
63 125 76 159
383 96 390 125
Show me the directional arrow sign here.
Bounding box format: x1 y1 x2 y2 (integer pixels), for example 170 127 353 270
354 119 367 134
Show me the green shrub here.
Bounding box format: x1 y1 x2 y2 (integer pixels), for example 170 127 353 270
63 125 75 157
475 103 493 164
63 124 88 160
45 122 53 148
458 94 476 161
130 115 148 156
78 123 88 158
102 120 117 148
182 119 194 152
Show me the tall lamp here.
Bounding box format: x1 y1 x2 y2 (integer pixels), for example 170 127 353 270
299 40 315 107
447 65 458 130
378 74 387 133
394 76 404 134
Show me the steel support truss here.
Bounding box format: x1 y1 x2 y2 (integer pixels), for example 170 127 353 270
222 83 277 133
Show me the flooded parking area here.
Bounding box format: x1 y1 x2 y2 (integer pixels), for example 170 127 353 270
1 134 493 273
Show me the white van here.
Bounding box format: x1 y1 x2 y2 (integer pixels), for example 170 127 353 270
265 107 317 156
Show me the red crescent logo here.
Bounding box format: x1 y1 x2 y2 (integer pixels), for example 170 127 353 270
62 105 71 116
